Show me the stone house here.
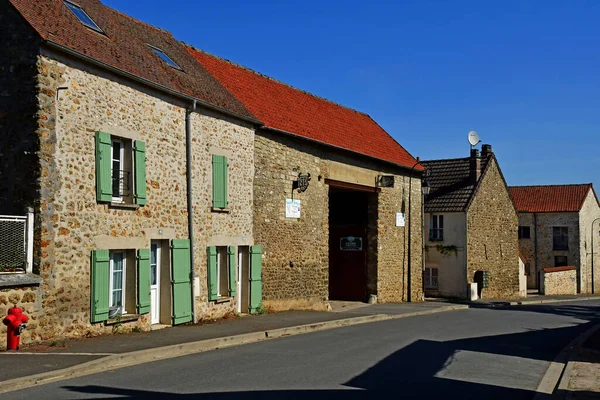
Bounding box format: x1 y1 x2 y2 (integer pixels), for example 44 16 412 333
421 145 523 299
187 48 426 308
0 0 264 346
509 184 600 294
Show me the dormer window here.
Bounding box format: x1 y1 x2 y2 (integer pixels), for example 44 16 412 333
147 45 182 70
63 0 104 34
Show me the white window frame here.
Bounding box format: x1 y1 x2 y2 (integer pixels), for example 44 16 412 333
425 267 438 289
430 215 444 241
111 138 125 203
109 250 127 314
215 247 230 298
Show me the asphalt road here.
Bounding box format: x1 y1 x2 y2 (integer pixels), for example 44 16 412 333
5 301 600 400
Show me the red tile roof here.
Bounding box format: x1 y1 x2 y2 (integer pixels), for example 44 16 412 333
186 47 421 170
509 184 596 213
9 0 254 120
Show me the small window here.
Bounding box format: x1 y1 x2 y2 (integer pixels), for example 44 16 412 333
216 247 230 298
553 227 569 251
424 267 438 289
518 226 531 239
96 132 146 206
63 0 104 33
111 138 132 203
430 215 444 241
555 256 568 267
109 250 131 316
147 45 182 70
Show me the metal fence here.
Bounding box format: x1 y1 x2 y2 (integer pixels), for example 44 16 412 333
0 212 33 274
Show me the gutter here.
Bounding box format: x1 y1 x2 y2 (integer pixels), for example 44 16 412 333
261 126 424 176
186 100 197 323
43 40 263 127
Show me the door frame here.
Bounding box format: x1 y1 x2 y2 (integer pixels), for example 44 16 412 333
150 241 161 324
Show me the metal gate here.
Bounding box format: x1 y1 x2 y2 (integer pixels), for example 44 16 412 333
0 212 33 273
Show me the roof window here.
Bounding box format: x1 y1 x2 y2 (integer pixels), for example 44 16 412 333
63 0 104 33
147 45 182 70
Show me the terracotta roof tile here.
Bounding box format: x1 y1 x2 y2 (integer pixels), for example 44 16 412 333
509 184 594 213
9 0 254 120
186 47 420 169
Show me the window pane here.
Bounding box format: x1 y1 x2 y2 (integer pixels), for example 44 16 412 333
150 244 158 286
149 46 182 70
111 252 124 307
64 1 103 32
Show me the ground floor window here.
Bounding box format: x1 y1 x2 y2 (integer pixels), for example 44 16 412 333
424 267 439 289
555 256 568 267
216 246 230 298
110 251 126 313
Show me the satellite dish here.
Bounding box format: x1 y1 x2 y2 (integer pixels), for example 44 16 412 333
468 131 481 147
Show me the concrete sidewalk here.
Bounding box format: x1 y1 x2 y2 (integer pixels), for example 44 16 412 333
554 324 600 399
0 301 466 391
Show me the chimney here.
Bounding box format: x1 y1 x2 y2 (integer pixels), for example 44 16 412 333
482 144 492 158
470 149 480 184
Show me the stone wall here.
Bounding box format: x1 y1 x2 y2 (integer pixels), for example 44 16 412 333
254 130 422 307
542 267 576 295
517 212 581 291
517 212 537 288
0 285 42 345
578 190 600 294
15 49 254 344
467 157 521 299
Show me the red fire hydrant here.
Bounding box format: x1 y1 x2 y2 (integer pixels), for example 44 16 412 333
3 306 28 351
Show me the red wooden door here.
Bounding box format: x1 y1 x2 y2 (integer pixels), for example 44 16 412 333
329 226 367 301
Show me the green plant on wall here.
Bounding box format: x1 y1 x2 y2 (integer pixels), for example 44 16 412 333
425 244 459 257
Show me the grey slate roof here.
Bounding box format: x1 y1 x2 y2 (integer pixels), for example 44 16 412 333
421 156 490 213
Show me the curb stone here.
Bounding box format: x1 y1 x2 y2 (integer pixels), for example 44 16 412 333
533 323 600 399
0 304 468 394
509 296 600 306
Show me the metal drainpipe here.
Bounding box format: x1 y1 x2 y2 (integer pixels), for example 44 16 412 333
186 100 197 322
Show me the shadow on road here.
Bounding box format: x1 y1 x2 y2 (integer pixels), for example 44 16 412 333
62 302 600 400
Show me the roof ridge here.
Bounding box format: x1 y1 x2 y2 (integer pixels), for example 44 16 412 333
109 5 173 36
508 183 592 189
421 156 471 163
185 45 371 117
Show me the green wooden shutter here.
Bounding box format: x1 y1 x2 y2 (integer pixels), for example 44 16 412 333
171 239 192 325
133 141 147 206
207 246 218 301
228 246 236 297
249 245 263 314
137 248 151 315
212 155 228 209
91 249 110 323
95 132 112 202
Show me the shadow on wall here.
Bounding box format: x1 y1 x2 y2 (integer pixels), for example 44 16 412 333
62 303 600 400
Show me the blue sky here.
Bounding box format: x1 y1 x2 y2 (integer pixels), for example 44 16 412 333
104 0 600 189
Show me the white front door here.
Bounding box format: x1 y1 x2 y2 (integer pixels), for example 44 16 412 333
150 242 161 324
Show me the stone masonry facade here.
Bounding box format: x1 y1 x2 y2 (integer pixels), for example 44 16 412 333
254 130 423 308
518 190 600 294
467 159 520 299
0 9 255 346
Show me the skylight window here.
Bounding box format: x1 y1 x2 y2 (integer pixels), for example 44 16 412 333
63 0 104 33
147 45 182 70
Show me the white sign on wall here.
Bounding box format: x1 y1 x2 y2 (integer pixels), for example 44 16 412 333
396 213 406 227
285 199 301 218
